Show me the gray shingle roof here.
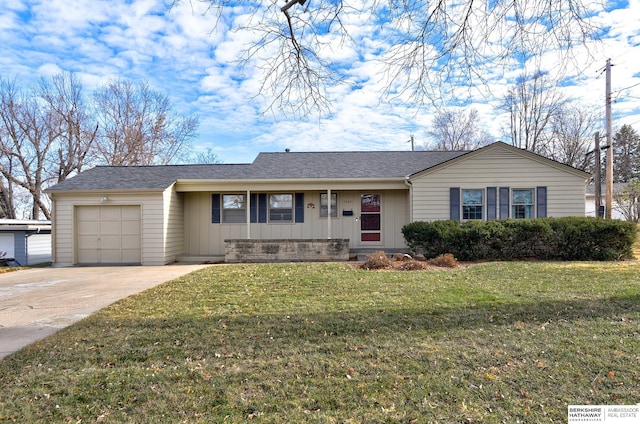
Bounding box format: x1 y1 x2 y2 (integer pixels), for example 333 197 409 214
46 150 469 192
46 164 253 191
250 151 467 179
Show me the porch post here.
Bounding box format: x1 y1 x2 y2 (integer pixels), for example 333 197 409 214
246 189 251 239
327 189 332 239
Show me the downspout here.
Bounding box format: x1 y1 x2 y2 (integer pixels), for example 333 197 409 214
327 189 332 240
404 176 413 223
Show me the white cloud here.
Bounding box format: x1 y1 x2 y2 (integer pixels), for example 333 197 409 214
36 63 64 77
0 0 638 164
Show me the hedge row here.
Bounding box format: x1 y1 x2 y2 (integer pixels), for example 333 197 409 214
401 217 637 261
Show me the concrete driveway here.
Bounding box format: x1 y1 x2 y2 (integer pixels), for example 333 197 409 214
0 264 210 360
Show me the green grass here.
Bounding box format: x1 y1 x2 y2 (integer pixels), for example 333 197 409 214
1 261 639 423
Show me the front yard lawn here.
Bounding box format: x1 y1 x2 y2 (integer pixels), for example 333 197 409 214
1 261 639 423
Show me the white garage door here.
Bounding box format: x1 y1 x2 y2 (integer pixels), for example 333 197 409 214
76 205 141 264
26 233 52 265
0 233 14 259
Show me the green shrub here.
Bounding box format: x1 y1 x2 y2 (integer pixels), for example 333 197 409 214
549 217 637 260
402 217 637 261
400 220 465 259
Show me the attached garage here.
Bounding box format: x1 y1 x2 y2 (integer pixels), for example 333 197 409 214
76 205 141 264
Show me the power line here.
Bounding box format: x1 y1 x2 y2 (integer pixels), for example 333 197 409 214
613 81 640 95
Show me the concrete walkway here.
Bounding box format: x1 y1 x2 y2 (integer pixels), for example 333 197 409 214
0 264 210 360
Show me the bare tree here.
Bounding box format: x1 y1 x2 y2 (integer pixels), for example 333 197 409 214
188 146 223 164
0 75 200 218
426 108 493 151
503 71 566 155
180 0 599 116
39 73 98 182
547 105 597 169
613 182 640 223
93 80 199 166
0 80 58 219
0 174 16 219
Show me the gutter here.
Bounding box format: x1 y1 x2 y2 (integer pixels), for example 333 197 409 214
175 177 405 185
46 188 168 196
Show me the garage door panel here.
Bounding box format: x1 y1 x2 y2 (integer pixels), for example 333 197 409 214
121 206 140 219
122 249 141 262
99 249 123 263
122 235 141 248
100 221 122 234
77 249 99 263
77 235 99 249
99 235 122 249
76 205 141 264
121 221 141 234
77 206 100 220
100 207 124 220
77 222 99 234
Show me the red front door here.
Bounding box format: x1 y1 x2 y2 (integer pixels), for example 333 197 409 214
360 194 381 243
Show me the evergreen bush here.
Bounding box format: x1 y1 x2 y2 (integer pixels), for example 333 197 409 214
401 217 636 261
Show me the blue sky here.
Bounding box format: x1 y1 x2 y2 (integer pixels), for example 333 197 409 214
1 0 639 164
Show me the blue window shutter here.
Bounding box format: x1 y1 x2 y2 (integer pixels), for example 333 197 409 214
449 187 460 220
536 186 547 218
487 187 497 220
499 187 510 219
211 194 221 223
258 193 267 223
250 193 257 223
295 193 304 223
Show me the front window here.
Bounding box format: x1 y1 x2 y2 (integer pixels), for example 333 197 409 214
462 189 483 220
512 189 534 218
222 194 246 223
269 194 293 222
320 193 338 218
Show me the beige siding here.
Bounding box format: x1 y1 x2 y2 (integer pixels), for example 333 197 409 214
138 196 166 265
51 197 73 265
163 187 184 263
183 190 409 257
410 147 588 221
50 192 169 266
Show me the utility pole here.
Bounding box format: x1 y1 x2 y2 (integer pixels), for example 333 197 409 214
594 131 602 217
605 58 613 219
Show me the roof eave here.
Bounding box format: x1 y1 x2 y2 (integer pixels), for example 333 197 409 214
175 177 408 191
177 177 404 183
46 187 170 196
408 142 591 180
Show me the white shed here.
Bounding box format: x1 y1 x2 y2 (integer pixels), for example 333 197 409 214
0 219 52 266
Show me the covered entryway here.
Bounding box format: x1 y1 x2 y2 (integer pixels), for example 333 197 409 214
75 205 141 264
